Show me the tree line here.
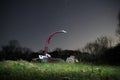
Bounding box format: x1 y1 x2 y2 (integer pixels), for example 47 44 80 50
0 40 32 61
0 37 120 65
0 12 120 65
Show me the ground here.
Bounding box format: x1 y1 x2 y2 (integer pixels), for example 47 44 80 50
0 60 120 80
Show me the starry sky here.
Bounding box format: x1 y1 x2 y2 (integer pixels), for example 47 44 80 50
0 0 120 52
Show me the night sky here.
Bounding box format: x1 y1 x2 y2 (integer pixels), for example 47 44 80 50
1 0 120 52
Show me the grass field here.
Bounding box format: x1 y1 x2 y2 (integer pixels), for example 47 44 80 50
0 60 120 80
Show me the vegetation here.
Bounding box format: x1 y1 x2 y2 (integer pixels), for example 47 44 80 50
0 36 120 65
116 11 120 42
0 60 120 80
0 12 120 80
0 40 32 61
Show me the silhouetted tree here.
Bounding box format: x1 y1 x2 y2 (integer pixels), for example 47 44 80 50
116 11 120 42
83 36 112 55
49 48 64 59
0 40 33 61
21 47 33 60
101 44 120 65
1 40 21 60
82 36 113 63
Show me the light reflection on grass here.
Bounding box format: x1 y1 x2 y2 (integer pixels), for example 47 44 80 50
0 60 120 80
